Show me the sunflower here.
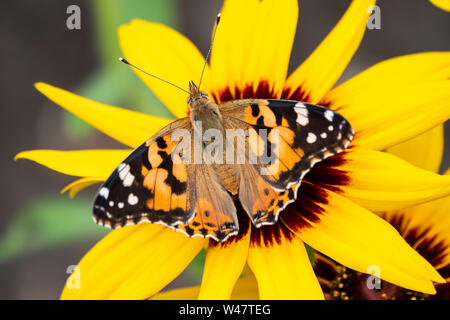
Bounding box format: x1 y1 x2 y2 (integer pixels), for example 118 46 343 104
314 131 450 300
151 127 450 301
16 0 450 299
314 190 450 300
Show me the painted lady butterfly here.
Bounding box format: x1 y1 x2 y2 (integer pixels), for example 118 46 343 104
93 81 353 242
92 14 354 242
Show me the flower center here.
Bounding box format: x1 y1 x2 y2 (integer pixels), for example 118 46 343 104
209 81 351 247
328 265 429 300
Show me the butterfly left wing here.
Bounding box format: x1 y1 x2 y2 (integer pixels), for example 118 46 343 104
92 118 195 229
221 99 354 226
92 117 240 241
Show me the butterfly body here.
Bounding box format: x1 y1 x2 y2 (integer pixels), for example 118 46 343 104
93 82 354 242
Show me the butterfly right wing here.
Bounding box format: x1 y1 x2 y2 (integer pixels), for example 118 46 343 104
174 164 239 242
220 98 354 227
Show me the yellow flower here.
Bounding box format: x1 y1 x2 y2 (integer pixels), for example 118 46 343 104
150 121 450 301
314 131 450 300
430 0 450 11
15 0 450 299
152 266 260 300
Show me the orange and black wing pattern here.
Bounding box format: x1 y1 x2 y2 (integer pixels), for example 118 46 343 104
93 118 193 229
173 164 239 242
221 99 354 226
92 118 240 241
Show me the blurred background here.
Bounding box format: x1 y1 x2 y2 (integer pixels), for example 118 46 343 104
0 0 449 299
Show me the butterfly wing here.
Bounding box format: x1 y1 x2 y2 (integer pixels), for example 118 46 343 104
174 164 238 242
93 118 193 229
221 99 354 226
93 118 239 241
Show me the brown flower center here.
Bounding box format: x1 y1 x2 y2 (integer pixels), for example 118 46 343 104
329 265 429 300
209 81 351 247
314 254 434 300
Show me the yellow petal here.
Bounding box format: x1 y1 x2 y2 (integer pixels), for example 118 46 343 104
210 0 298 100
408 195 450 238
413 170 450 269
229 272 260 300
247 231 324 299
35 82 172 148
330 81 450 150
382 205 450 272
335 148 450 212
61 177 103 198
15 149 130 178
388 171 450 269
327 52 450 100
411 206 450 270
284 0 375 103
198 228 251 299
387 125 444 173
151 274 260 300
289 186 443 294
151 286 200 300
430 0 450 11
119 19 208 118
382 169 450 232
61 224 205 299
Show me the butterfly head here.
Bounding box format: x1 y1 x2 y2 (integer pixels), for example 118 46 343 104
187 81 210 108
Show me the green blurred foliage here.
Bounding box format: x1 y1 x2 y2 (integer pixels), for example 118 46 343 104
187 249 207 283
2 1 177 264
305 243 315 264
0 195 107 264
64 0 178 139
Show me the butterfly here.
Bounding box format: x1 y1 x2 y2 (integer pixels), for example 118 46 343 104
93 81 354 242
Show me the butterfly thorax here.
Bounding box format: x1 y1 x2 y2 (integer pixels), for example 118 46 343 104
187 82 224 132
186 81 239 195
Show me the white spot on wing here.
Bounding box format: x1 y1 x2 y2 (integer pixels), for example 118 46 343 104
306 132 317 144
328 125 334 131
118 202 124 209
118 164 130 180
109 201 114 207
294 103 309 126
123 172 135 187
320 132 327 139
324 110 334 122
99 187 109 199
118 164 135 187
117 162 126 172
128 193 138 205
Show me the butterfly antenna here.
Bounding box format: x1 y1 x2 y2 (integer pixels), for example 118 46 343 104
119 57 190 95
198 13 221 90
